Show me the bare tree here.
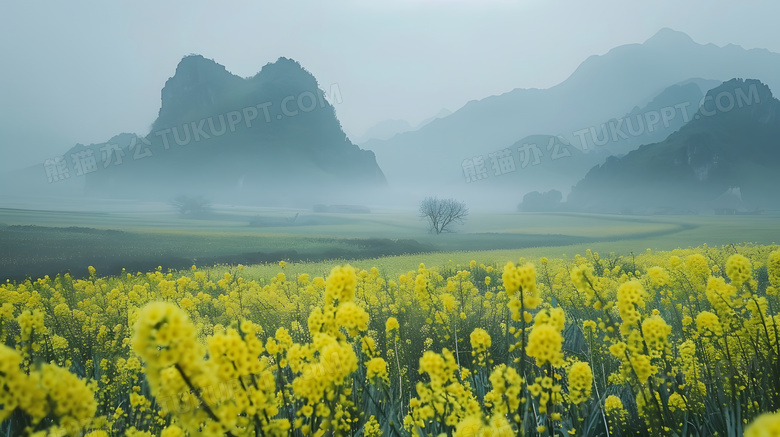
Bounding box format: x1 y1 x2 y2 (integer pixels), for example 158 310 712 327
419 197 468 234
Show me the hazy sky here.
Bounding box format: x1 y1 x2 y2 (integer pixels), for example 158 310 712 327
1 0 779 173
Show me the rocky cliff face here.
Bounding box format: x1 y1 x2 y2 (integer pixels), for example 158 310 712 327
152 55 246 132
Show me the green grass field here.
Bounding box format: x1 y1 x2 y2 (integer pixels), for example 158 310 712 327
1 204 778 281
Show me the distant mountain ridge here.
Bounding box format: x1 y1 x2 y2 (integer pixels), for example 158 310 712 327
81 55 387 205
354 108 452 144
354 119 413 144
3 30 778 211
457 79 715 198
567 79 780 213
0 56 387 206
364 28 780 205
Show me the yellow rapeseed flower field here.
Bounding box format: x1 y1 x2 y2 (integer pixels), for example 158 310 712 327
2 244 780 436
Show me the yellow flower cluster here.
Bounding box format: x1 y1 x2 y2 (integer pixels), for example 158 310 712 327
567 361 593 405
365 357 389 386
290 265 367 435
526 308 565 367
604 394 627 429
483 364 523 415
0 344 97 434
406 348 480 432
469 328 491 367
616 280 645 333
745 411 780 437
504 262 542 317
725 253 753 288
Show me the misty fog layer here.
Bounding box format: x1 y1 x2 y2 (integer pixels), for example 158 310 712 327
3 28 780 215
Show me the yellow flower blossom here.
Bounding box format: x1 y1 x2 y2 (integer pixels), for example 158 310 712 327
567 361 593 405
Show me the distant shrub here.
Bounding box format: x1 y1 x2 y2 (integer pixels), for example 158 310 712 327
519 190 563 212
171 195 212 216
